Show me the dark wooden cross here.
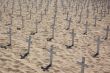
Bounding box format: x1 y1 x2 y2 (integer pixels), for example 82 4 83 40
104 25 110 40
65 29 76 48
41 45 55 71
20 35 32 59
77 57 88 73
93 36 102 57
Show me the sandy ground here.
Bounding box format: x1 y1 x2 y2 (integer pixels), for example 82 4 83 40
0 0 110 73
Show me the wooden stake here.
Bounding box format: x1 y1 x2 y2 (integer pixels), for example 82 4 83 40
78 6 83 23
93 36 102 57
77 57 88 73
93 15 98 27
12 0 14 15
30 10 32 20
83 21 88 35
1 24 12 48
20 35 32 59
41 45 55 71
35 19 38 33
65 29 76 48
104 25 110 40
99 9 103 21
19 0 22 16
66 17 72 30
86 7 89 18
21 16 24 29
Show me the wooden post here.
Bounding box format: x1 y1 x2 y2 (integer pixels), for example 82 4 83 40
99 9 103 21
8 25 12 48
93 36 102 57
19 0 22 16
96 1 98 13
65 29 76 48
107 0 110 14
21 16 24 29
61 0 64 11
3 5 6 12
86 7 89 18
77 57 88 73
92 4 95 16
66 17 72 30
47 0 57 41
65 11 69 20
39 0 43 9
68 0 71 9
74 5 78 17
12 0 14 15
35 19 38 33
103 10 106 17
1 24 12 48
27 5 29 12
83 21 88 35
104 25 110 40
20 35 32 59
40 11 43 22
47 18 55 41
35 0 38 13
41 45 55 71
6 0 9 7
93 15 98 27
46 0 49 12
78 6 83 23
30 10 32 20
44 8 47 15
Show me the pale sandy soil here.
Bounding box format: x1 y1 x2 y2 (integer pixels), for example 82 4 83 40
0 0 110 73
